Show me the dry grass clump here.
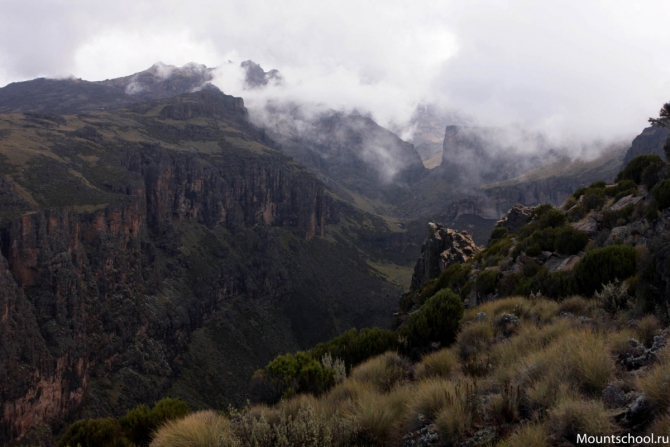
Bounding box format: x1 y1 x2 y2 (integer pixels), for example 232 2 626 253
457 321 493 360
636 314 661 347
414 348 459 380
648 412 670 437
434 395 472 439
548 397 615 445
498 423 549 447
150 410 231 447
350 386 411 444
559 296 595 317
462 297 528 324
405 378 474 429
608 328 638 359
528 299 561 323
638 356 670 412
349 352 408 392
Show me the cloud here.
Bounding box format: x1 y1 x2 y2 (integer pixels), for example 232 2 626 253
2 0 670 154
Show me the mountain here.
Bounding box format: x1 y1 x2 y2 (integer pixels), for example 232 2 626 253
0 85 407 444
0 62 216 114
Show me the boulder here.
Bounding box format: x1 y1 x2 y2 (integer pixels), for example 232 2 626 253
410 223 481 291
492 204 534 236
610 194 644 211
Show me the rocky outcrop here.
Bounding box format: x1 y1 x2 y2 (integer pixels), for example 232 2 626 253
622 126 670 166
410 223 481 291
493 205 534 236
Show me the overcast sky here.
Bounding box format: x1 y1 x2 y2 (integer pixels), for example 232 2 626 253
2 0 670 148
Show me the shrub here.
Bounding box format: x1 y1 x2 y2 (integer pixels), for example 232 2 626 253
642 162 663 189
548 398 615 446
554 226 589 255
616 154 665 184
652 179 670 210
566 205 587 222
58 418 132 447
605 179 637 198
150 411 229 447
253 351 335 403
562 196 577 211
489 227 509 244
594 279 631 314
432 264 472 297
602 204 634 229
583 190 605 211
309 327 398 373
573 245 637 296
401 289 464 349
475 270 498 295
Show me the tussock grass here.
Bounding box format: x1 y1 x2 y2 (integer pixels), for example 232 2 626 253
499 423 549 447
637 314 661 347
649 413 670 437
462 297 527 324
638 356 670 412
349 352 408 392
351 386 411 444
434 396 472 439
414 348 459 380
150 411 230 447
405 378 474 429
528 299 561 323
548 397 615 446
457 321 493 360
559 296 595 317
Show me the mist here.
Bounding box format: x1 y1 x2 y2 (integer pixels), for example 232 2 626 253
2 1 670 155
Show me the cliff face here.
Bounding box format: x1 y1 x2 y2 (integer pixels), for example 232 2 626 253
0 88 400 444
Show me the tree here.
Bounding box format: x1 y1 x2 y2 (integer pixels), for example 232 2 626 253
648 102 670 162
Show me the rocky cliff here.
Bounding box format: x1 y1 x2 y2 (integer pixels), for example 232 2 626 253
0 88 401 444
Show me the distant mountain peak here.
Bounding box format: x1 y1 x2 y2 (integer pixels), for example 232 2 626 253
240 60 283 89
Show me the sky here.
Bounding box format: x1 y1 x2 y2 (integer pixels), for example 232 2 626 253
2 0 670 150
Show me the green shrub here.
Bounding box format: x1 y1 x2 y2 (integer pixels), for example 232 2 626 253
309 327 398 370
119 398 189 447
58 418 132 447
253 351 335 403
401 289 464 348
605 179 636 197
602 204 634 229
642 163 663 189
433 264 472 297
590 180 607 189
554 226 589 255
566 205 587 222
489 227 509 244
652 179 670 210
616 154 665 184
476 270 498 295
583 190 605 211
573 245 637 296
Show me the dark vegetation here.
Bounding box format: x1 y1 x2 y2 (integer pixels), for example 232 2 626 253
58 398 188 447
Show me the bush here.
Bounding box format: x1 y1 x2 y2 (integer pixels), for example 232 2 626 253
431 264 472 298
652 179 670 210
602 204 634 229
554 226 589 255
253 352 335 403
605 179 637 198
476 270 498 295
566 205 587 222
58 418 132 447
573 245 637 296
401 289 464 349
616 154 665 185
594 280 631 314
489 227 509 244
308 327 398 373
642 162 663 189
583 190 605 211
